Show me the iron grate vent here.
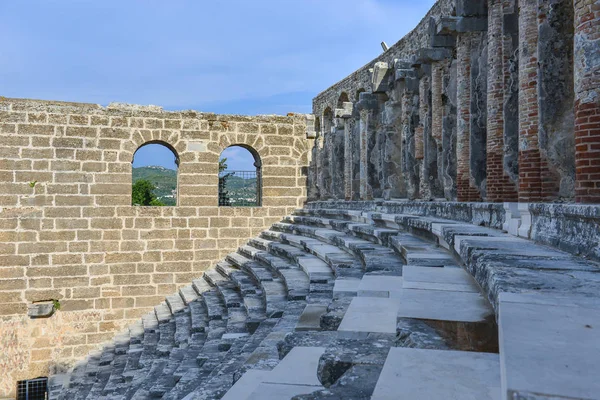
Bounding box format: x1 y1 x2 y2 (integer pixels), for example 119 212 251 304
16 377 48 400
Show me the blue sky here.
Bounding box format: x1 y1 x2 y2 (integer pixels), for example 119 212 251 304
133 144 254 171
1 0 435 169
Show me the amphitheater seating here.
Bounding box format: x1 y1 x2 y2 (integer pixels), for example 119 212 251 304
50 202 600 400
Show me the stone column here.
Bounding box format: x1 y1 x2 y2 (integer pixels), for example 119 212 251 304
517 0 543 202
574 0 600 203
486 0 518 202
397 65 420 199
315 134 325 200
456 33 482 201
357 93 380 200
502 1 520 200
418 74 431 199
335 102 353 200
331 117 345 199
358 109 370 200
431 63 444 149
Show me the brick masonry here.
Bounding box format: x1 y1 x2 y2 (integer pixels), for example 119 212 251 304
0 97 309 394
574 0 600 203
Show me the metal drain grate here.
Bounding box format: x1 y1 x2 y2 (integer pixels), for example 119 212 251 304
16 377 48 400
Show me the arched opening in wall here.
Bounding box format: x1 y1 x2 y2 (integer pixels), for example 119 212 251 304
337 92 349 108
219 145 262 207
355 88 366 103
132 141 179 206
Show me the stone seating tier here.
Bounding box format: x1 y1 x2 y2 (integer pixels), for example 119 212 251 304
50 201 600 400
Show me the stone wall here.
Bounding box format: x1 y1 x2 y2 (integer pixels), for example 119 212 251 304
308 0 599 205
0 97 310 395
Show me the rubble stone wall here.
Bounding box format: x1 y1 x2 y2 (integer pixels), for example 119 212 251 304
308 0 598 205
0 97 310 394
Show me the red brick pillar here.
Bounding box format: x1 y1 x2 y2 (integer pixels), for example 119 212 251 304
487 0 518 202
574 0 600 203
457 33 482 202
517 0 543 202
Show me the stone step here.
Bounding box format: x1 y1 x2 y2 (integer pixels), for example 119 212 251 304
252 246 311 300
226 251 287 316
165 293 186 315
197 286 227 321
87 332 131 398
274 220 399 275
248 236 271 250
154 302 173 324
402 265 479 292
178 285 199 305
498 292 600 399
60 351 103 400
185 295 208 333
129 316 181 397
173 308 192 346
371 347 500 399
216 260 262 295
223 346 325 399
146 347 187 398
178 318 281 400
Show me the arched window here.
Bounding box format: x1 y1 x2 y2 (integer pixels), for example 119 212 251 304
219 145 262 207
132 142 179 206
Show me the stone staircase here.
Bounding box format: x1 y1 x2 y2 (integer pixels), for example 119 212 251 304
50 202 600 399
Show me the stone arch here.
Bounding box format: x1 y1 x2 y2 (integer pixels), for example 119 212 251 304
218 144 262 207
355 88 366 103
337 92 350 108
131 141 180 206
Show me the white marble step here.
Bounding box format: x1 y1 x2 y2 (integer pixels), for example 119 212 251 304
402 265 480 292
222 346 325 400
338 297 401 334
498 292 600 399
372 347 500 400
397 288 493 323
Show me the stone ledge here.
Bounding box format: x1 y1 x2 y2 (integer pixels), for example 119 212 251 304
304 200 600 262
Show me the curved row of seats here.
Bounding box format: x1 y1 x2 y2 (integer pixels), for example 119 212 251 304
50 202 600 399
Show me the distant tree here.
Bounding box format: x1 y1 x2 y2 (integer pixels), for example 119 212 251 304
132 179 165 206
219 158 228 172
218 158 233 206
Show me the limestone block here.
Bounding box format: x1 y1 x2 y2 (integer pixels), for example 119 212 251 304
338 297 401 334
413 48 452 65
394 68 416 82
502 202 520 235
295 304 327 331
436 16 488 34
429 17 455 48
499 292 600 399
516 203 531 239
27 301 55 318
356 92 379 111
456 16 488 32
334 102 353 119
357 275 403 298
436 17 458 35
372 347 500 400
371 62 390 93
306 114 316 139
456 0 487 17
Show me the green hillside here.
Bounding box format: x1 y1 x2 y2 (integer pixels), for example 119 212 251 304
132 166 177 206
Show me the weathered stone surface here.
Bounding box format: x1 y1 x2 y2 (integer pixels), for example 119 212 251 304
499 293 600 399
372 347 500 400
